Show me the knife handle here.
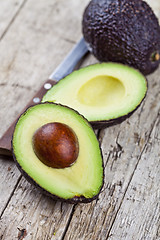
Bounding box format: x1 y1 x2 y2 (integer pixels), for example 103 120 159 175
0 79 56 157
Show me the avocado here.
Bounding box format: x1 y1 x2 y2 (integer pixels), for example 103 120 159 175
42 63 147 129
12 103 103 203
82 0 160 75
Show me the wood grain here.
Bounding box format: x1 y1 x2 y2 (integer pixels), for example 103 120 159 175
0 177 74 239
0 0 160 239
108 115 160 240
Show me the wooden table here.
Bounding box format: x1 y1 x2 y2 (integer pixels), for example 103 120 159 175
0 0 160 239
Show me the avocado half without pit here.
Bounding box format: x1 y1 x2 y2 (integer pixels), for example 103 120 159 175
42 63 147 129
12 103 103 203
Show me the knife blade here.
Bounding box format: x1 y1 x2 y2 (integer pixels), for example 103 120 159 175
0 37 88 157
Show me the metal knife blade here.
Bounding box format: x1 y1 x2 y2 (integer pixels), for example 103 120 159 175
0 37 88 157
50 37 88 81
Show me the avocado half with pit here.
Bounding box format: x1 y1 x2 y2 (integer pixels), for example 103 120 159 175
42 63 147 129
12 103 103 203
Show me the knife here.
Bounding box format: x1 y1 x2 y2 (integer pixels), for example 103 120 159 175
0 37 88 157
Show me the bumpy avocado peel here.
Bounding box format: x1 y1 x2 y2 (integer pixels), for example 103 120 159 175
82 0 160 75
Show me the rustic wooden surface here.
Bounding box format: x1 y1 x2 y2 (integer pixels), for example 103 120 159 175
0 0 160 239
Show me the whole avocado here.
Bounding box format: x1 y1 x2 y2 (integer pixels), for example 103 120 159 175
82 0 160 75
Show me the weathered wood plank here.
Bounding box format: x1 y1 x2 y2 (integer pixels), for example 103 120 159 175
0 177 74 240
0 0 26 39
0 158 21 214
0 0 28 217
108 115 160 240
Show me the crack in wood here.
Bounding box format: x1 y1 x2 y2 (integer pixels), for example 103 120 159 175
137 100 146 125
11 83 32 91
60 204 77 240
0 0 28 41
62 37 76 45
109 132 124 170
0 83 7 87
104 151 111 169
0 81 32 91
0 175 22 219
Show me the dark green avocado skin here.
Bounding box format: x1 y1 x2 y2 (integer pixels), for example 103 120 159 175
82 0 160 75
91 106 137 129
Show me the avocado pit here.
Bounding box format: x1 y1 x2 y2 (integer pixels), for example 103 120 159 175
32 122 79 168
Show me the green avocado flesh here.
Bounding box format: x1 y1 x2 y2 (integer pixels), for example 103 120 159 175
12 103 103 202
42 63 147 125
